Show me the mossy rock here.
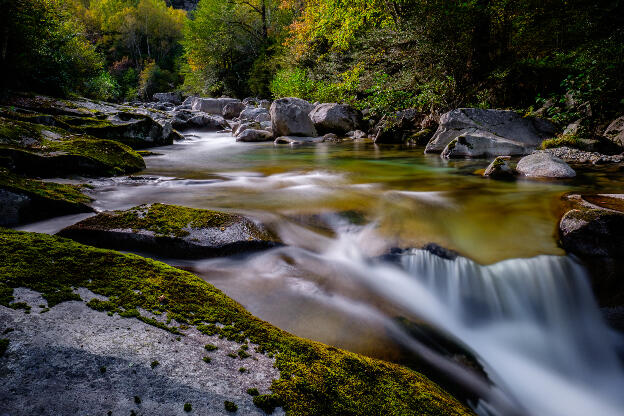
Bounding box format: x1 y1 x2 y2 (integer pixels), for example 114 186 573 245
0 169 94 226
58 203 280 259
0 228 473 415
0 117 145 177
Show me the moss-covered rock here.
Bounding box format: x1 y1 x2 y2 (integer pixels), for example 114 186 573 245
58 203 280 259
0 228 473 415
0 169 94 226
0 117 145 177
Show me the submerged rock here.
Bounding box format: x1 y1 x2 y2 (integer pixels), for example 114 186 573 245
0 169 94 226
426 108 555 157
57 203 279 258
516 152 576 178
0 117 145 177
309 103 363 134
270 98 317 137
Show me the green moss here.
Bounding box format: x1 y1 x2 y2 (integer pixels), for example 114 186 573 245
204 343 218 351
224 401 238 412
0 229 473 416
134 396 141 404
184 402 192 412
247 388 260 396
151 360 160 369
74 203 260 239
253 394 283 414
0 338 9 358
0 168 92 205
540 134 585 150
447 139 457 151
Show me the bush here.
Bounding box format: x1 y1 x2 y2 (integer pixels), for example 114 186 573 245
138 61 178 100
84 72 120 101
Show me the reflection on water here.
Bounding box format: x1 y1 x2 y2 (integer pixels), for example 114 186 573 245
27 132 624 416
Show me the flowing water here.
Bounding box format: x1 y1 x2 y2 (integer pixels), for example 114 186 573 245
19 132 624 416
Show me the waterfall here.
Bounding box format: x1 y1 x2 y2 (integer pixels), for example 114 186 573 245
322 232 624 416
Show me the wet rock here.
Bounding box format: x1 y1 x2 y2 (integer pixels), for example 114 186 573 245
0 117 145 177
236 129 273 142
347 130 367 140
483 156 514 179
604 115 624 149
270 98 317 137
422 243 459 260
183 114 228 131
516 152 576 178
426 108 556 156
222 101 246 119
560 196 624 258
57 203 279 259
153 92 182 105
0 170 94 226
233 122 262 137
309 103 363 134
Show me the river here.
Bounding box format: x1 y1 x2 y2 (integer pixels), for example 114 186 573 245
18 132 624 416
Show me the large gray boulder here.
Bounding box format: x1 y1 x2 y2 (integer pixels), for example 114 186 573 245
516 152 576 178
236 129 273 142
239 107 270 122
270 98 317 137
222 101 246 119
309 103 363 134
604 116 624 149
560 207 624 258
426 108 556 156
191 98 241 115
173 113 227 131
153 92 182 105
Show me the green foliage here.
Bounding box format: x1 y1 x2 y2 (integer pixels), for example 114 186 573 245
270 68 315 100
84 72 121 102
138 61 179 100
1 0 103 95
540 134 585 150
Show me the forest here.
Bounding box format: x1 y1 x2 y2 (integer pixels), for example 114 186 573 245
2 0 623 133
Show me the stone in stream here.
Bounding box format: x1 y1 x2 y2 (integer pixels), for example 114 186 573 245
239 107 270 123
558 194 624 307
274 136 325 145
57 203 280 259
0 169 94 226
516 152 576 178
483 156 515 179
0 116 145 177
191 97 241 115
309 103 363 134
222 101 246 119
270 98 317 137
236 129 273 142
426 108 556 157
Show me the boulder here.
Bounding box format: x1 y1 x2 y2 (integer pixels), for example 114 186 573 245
541 147 624 165
270 98 317 137
309 103 363 134
153 92 182 105
516 152 576 178
0 170 94 226
236 129 273 142
191 98 241 115
255 112 271 123
233 122 262 137
483 156 515 179
259 99 272 110
0 117 145 177
560 207 624 258
185 114 228 131
347 130 367 140
239 107 270 122
425 108 556 156
57 203 278 259
604 116 624 149
222 101 246 119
